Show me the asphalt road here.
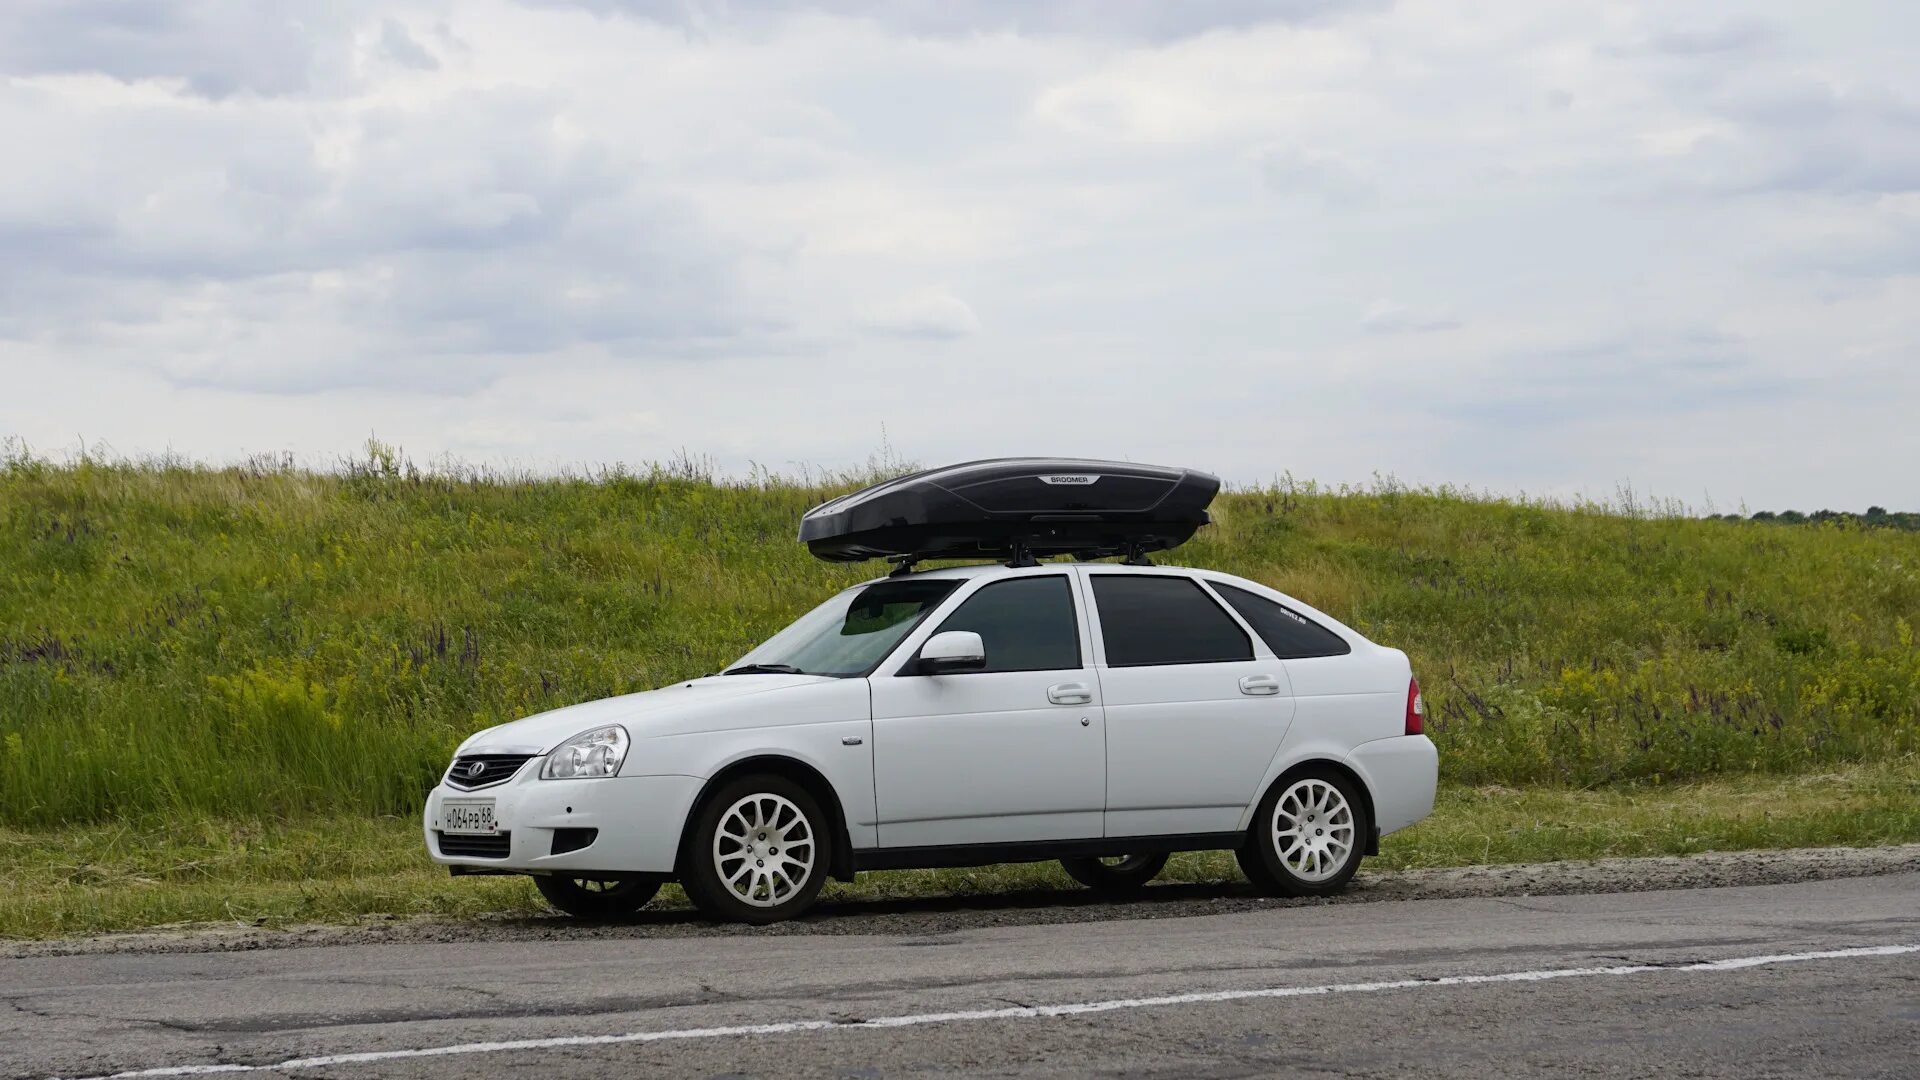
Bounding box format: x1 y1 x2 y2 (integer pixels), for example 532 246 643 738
4 868 1917 1079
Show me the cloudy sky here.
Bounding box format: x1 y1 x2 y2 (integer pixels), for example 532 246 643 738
1 1 1916 510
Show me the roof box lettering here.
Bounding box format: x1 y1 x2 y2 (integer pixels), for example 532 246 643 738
799 458 1220 563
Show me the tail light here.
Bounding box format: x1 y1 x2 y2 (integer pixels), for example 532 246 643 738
1405 677 1425 736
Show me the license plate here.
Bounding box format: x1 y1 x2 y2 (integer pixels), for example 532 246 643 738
439 799 498 835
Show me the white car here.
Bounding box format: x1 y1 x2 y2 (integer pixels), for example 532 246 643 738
425 560 1438 924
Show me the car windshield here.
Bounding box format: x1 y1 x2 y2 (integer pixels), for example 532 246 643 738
726 578 961 677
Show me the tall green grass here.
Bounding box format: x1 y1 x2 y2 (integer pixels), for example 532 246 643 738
3 445 1917 828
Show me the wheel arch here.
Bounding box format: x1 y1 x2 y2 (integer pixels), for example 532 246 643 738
1246 757 1380 857
677 754 858 882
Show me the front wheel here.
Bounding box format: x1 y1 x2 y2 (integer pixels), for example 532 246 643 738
1060 853 1169 893
533 875 661 919
680 775 832 925
1237 771 1367 897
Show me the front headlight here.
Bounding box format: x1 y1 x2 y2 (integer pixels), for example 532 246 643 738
541 725 629 779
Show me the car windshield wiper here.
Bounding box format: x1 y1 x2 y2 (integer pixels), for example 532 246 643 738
721 663 808 676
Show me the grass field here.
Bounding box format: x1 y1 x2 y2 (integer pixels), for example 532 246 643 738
3 445 1918 935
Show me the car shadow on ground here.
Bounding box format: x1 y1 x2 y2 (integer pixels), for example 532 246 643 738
489 879 1292 939
817 880 1265 918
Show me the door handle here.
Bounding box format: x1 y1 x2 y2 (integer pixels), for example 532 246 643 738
1240 674 1282 696
1048 682 1093 705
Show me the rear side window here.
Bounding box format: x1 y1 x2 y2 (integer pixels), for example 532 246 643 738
1210 582 1352 658
1091 576 1253 667
927 576 1081 673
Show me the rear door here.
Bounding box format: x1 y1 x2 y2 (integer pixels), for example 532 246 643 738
1209 579 1398 747
869 572 1107 848
1082 568 1296 837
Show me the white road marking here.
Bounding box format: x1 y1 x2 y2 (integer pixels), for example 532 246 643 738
59 942 1919 1080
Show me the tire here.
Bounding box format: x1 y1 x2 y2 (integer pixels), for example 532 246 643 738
680 774 832 925
533 874 661 919
1237 769 1368 897
1060 853 1169 893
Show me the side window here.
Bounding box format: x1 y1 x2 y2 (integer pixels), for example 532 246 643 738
925 576 1081 674
1210 582 1352 659
1091 575 1253 667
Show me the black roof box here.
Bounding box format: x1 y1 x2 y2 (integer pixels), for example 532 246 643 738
799 458 1220 563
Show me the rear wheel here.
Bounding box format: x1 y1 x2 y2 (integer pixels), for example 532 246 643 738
680 774 832 925
533 875 661 919
1237 770 1367 897
1060 853 1169 893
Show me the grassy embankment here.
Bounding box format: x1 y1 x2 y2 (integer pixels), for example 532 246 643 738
3 446 1917 937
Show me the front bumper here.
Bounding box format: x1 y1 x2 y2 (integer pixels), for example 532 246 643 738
423 769 704 876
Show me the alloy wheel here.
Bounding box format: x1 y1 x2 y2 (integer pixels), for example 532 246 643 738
1271 777 1355 882
712 792 817 908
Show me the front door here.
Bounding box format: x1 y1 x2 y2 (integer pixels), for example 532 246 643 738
869 572 1106 848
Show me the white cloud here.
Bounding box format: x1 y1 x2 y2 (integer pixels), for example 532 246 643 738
1361 299 1459 335
1258 147 1370 204
860 289 982 340
0 1 372 99
1 0 1918 510
377 18 443 71
524 0 1380 42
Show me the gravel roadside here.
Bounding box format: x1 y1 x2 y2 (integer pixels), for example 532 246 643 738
9 842 1916 960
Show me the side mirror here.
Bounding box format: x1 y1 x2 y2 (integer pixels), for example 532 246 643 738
917 630 986 675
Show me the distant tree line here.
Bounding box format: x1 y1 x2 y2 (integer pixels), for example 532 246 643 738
1707 507 1920 531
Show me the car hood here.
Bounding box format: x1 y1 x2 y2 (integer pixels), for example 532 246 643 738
458 674 846 754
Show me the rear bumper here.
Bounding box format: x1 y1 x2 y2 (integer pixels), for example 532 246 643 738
1348 735 1438 836
423 772 704 876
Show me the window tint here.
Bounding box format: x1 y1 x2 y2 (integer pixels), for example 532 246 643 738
926 576 1081 674
1091 575 1253 667
1210 582 1352 659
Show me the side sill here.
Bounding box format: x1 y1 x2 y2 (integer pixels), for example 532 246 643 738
851 832 1245 872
